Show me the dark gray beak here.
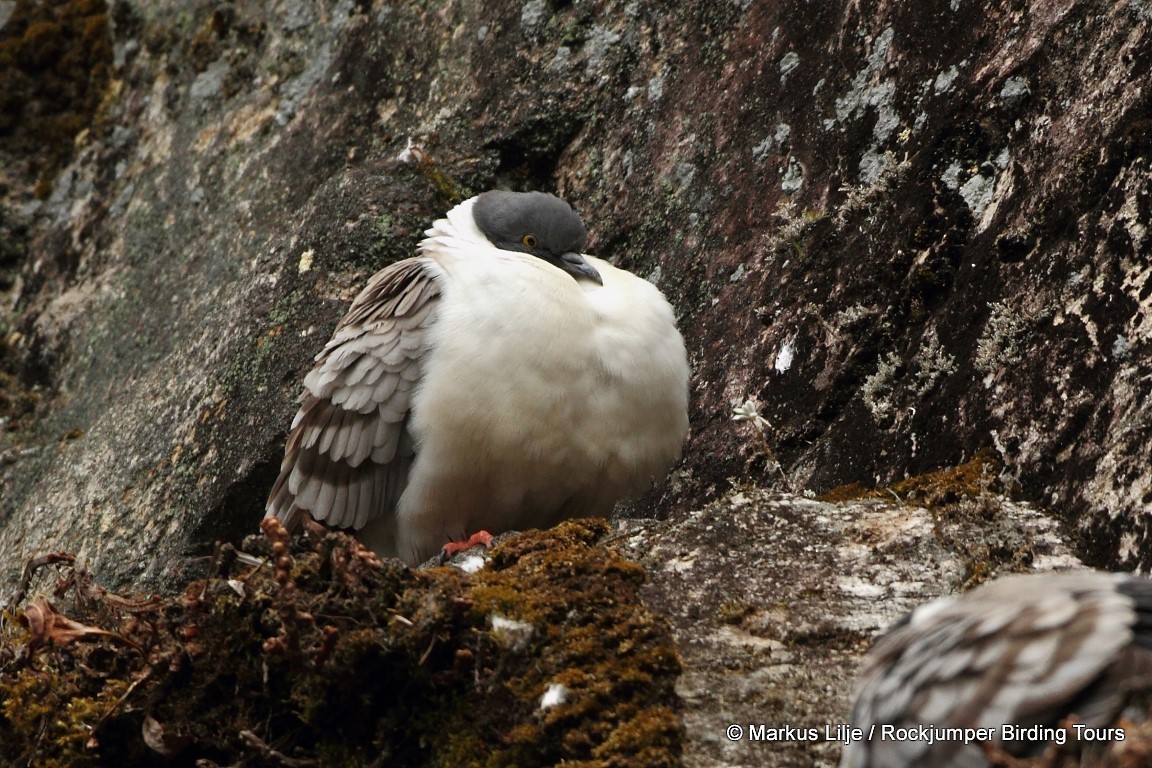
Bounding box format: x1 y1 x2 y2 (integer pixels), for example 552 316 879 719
558 251 603 285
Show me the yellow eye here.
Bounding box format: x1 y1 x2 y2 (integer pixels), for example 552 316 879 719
521 234 539 248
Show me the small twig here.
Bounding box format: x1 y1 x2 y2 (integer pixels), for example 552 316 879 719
233 551 270 570
74 563 163 613
418 634 437 666
597 528 640 548
86 652 174 749
7 552 75 614
239 730 318 767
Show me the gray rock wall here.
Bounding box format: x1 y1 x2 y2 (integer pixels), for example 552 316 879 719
1 0 1150 586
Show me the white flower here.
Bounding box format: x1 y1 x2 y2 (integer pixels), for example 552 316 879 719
732 398 770 431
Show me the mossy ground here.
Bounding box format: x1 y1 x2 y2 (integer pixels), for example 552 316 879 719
0 518 682 767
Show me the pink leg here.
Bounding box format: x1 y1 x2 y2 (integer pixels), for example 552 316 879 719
439 530 495 560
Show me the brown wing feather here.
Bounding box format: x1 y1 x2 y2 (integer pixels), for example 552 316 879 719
266 258 441 533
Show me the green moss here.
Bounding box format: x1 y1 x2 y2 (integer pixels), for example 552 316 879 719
448 520 682 768
0 0 114 178
0 520 683 767
0 660 130 768
818 449 1001 505
419 158 470 204
716 598 754 625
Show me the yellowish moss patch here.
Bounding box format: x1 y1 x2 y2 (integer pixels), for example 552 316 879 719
0 519 683 767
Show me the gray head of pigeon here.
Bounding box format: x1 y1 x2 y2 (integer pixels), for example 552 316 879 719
471 190 603 285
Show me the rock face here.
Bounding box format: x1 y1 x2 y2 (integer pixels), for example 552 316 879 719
3 2 1150 763
4 0 1150 586
649 1 1152 571
621 487 1082 768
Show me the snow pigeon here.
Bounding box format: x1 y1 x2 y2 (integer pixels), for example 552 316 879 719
842 570 1152 768
265 190 690 563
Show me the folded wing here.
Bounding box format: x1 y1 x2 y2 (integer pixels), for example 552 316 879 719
265 258 441 533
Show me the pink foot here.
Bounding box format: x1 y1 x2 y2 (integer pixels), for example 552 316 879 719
440 530 495 561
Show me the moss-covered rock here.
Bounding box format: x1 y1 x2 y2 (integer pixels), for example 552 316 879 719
0 0 113 185
0 518 682 767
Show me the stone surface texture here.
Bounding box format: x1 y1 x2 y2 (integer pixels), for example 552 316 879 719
1 0 1150 765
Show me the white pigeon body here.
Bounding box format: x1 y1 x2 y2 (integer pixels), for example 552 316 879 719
266 192 690 563
842 571 1152 768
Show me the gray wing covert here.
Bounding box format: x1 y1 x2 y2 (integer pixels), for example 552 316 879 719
843 573 1145 768
265 258 441 532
